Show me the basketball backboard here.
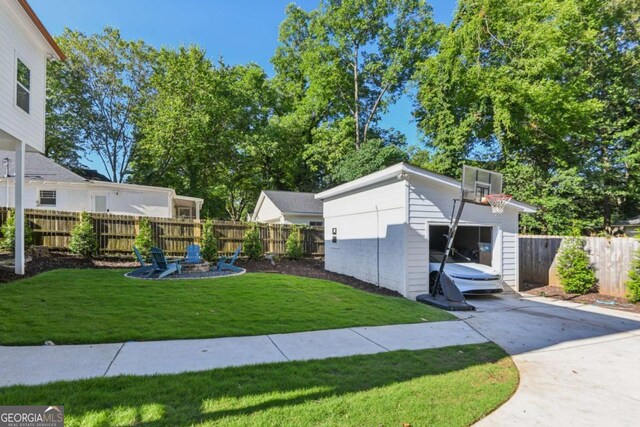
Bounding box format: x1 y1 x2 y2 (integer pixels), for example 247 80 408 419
461 165 503 203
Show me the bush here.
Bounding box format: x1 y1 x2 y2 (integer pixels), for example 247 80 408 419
0 209 33 253
134 217 154 261
285 226 303 260
243 223 263 260
201 219 218 262
69 212 98 257
626 239 640 303
557 237 597 294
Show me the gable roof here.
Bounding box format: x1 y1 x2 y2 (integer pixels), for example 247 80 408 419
16 0 65 60
0 150 86 183
315 162 537 213
261 190 323 215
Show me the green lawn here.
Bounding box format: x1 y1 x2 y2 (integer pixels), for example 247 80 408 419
0 269 453 345
0 343 518 426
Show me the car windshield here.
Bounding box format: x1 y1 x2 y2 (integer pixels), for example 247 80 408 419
429 251 471 263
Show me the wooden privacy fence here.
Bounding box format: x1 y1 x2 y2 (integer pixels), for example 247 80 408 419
519 235 639 297
0 208 324 257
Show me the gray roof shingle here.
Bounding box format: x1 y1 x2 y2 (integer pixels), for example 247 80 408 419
0 150 87 183
263 190 323 215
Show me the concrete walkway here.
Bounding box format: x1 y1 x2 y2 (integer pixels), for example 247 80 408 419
461 293 640 427
0 320 487 387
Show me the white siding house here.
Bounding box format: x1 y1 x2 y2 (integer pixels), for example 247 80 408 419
316 163 536 299
251 190 323 226
0 0 64 273
0 150 203 218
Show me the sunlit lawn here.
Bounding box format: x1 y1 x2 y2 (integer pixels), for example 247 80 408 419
0 269 453 345
0 343 517 426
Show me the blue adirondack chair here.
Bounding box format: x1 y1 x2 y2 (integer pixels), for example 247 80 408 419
150 247 182 278
184 244 201 264
132 246 155 276
216 246 242 272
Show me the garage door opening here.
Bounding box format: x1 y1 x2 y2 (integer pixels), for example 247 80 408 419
429 225 493 266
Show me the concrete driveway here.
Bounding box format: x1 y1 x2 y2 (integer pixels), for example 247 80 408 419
457 293 640 427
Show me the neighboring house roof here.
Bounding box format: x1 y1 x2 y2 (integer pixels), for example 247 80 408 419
253 190 323 220
0 150 205 204
315 162 538 213
263 190 323 215
614 216 640 227
0 150 86 183
16 0 65 60
72 167 111 182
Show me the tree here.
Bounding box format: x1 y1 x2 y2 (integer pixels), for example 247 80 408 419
201 219 218 262
0 210 33 253
243 223 263 260
51 27 156 182
272 0 438 185
69 212 98 258
285 225 304 260
557 237 597 294
332 137 408 183
414 0 640 234
627 238 640 303
134 217 154 261
132 47 281 220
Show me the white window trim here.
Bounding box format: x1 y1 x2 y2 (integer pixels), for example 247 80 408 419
14 52 31 116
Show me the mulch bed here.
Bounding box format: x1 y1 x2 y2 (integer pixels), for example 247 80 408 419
0 252 136 284
0 253 403 298
524 284 640 314
236 258 404 297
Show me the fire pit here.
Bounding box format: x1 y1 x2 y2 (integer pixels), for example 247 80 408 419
180 261 211 273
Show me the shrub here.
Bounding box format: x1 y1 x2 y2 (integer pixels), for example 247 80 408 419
626 239 640 303
557 237 597 294
285 225 303 260
201 219 218 262
134 217 154 261
0 209 33 253
69 212 98 257
243 223 263 260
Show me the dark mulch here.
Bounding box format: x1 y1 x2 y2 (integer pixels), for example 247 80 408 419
236 258 403 298
0 253 136 284
0 254 401 298
524 284 640 314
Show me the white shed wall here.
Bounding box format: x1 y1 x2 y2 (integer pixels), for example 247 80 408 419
323 180 407 295
0 1 48 152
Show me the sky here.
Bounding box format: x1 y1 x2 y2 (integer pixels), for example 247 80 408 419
30 0 457 174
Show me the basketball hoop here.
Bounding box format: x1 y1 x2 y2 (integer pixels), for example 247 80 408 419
483 194 512 214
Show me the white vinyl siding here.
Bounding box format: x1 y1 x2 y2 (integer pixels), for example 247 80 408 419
319 172 522 299
0 1 49 152
406 177 519 299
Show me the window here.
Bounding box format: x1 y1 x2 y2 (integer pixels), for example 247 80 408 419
39 190 56 206
16 59 30 113
178 206 193 218
309 221 323 227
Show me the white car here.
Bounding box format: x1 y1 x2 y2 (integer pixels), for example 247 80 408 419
428 251 503 295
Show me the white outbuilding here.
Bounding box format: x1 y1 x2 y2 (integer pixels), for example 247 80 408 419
315 163 536 299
